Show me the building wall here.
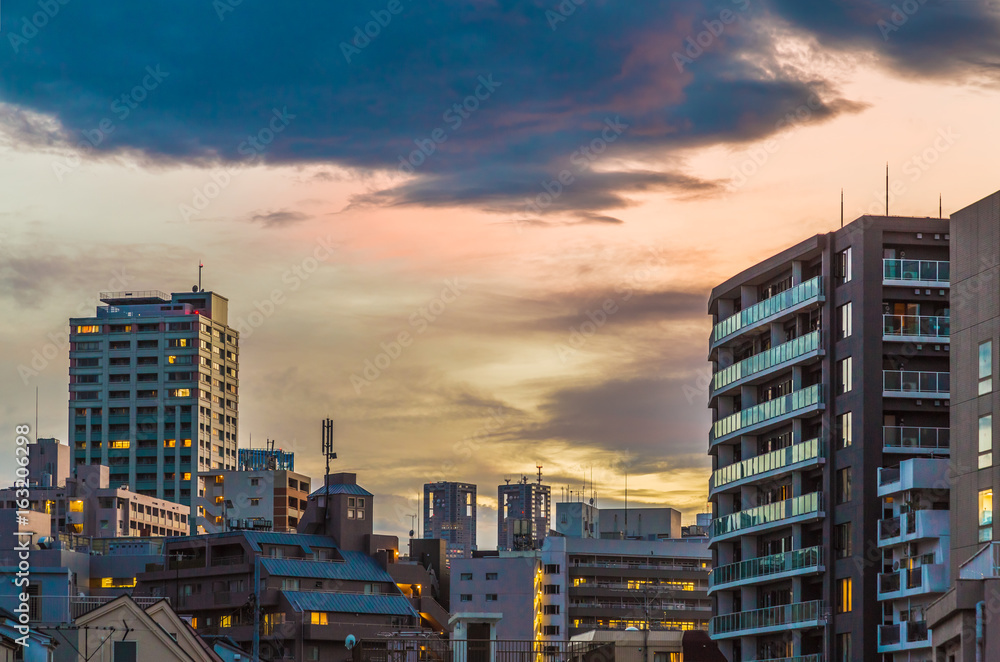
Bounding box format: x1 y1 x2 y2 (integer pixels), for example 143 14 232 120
597 508 681 539
424 481 477 558
497 481 551 551
451 554 541 640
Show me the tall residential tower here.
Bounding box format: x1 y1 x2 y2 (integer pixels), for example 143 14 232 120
424 481 477 559
708 216 951 661
68 289 239 532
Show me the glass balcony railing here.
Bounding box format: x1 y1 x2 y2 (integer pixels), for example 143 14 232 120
710 493 823 538
713 330 821 393
883 370 950 395
883 314 950 339
710 547 823 588
757 656 822 662
712 385 823 442
712 277 823 344
883 426 950 451
883 259 950 283
879 570 901 593
712 438 823 490
710 600 825 637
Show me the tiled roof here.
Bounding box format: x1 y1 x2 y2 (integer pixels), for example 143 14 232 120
260 553 394 583
309 483 373 497
165 530 337 554
283 591 417 617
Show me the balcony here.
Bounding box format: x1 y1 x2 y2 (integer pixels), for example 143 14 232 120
711 277 824 347
878 510 949 548
709 547 824 592
711 438 824 495
710 493 823 542
711 385 823 446
709 600 825 639
878 564 949 601
712 330 822 396
883 314 950 343
757 657 822 662
883 259 950 285
883 426 950 454
878 620 930 654
878 458 950 497
883 370 949 399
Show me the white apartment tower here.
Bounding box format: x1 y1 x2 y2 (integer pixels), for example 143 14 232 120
68 289 239 532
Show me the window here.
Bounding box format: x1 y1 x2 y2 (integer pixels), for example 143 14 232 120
837 357 853 394
543 585 560 595
837 302 852 339
545 564 560 574
309 612 328 625
836 577 852 613
837 633 852 662
250 498 260 506
835 522 852 559
981 341 993 395
110 440 130 449
837 247 852 284
219 615 232 628
250 478 260 486
486 594 498 601
836 412 853 449
543 605 561 615
460 573 473 581
543 626 560 636
348 497 356 507
460 594 472 602
486 573 498 581
113 641 137 662
980 489 993 542
76 325 101 334
836 468 852 504
357 498 365 507
168 338 190 348
981 415 993 469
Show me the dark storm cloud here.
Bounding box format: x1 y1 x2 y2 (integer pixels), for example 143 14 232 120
248 210 309 228
0 0 884 216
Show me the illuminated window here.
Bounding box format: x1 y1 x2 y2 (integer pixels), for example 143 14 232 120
164 439 176 448
836 577 852 613
69 500 84 513
183 439 192 447
836 412 853 449
310 612 328 625
980 489 993 542
219 615 232 628
100 577 137 588
215 475 224 483
76 325 101 334
183 473 191 481
170 388 192 397
837 302 852 339
110 440 130 449
168 355 178 364
837 357 853 394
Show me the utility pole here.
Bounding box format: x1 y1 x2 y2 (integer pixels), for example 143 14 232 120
252 555 260 662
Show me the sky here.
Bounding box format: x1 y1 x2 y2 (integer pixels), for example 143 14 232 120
2 0 1000 549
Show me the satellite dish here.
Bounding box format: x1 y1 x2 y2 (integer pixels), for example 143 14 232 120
192 286 198 292
345 635 357 650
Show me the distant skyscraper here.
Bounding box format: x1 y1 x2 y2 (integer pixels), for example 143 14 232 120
68 289 239 533
238 447 294 471
423 481 477 559
497 474 550 551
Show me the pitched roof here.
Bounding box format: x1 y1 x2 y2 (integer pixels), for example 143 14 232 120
260 552 393 583
283 591 418 617
310 483 373 497
166 530 338 553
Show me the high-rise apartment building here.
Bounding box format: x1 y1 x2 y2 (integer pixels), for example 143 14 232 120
498 475 551 551
68 289 239 532
424 481 477 559
708 216 951 661
928 190 1000 661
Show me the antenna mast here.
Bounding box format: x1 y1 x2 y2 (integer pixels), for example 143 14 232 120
321 418 337 534
198 261 204 291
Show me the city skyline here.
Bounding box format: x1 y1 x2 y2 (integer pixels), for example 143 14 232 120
5 1 1000 552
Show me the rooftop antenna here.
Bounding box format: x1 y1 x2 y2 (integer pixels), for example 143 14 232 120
198 261 204 292
321 418 337 534
35 387 38 441
624 469 628 535
537 464 543 485
840 189 844 228
940 194 943 219
885 162 889 216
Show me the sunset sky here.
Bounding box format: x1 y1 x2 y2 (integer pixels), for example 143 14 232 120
3 0 1000 548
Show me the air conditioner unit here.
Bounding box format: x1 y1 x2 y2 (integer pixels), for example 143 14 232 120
892 560 901 571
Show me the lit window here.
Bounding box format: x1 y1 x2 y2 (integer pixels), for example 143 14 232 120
164 439 176 448
836 577 852 613
836 412 852 449
347 509 355 519
182 473 191 481
981 489 993 542
837 302 852 339
310 612 328 625
837 357 853 394
69 500 84 513
183 439 192 447
219 615 232 628
981 341 993 395
981 415 993 469
168 355 178 364
171 388 191 397
76 325 101 334
110 440 130 449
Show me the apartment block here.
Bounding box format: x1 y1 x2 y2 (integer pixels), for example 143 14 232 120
199 468 311 534
498 476 551 551
68 290 239 533
707 216 951 661
2 441 188 538
451 553 542 640
928 190 1000 661
424 481 477 559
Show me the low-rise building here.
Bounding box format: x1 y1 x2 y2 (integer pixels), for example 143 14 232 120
450 552 542 640
198 468 311 534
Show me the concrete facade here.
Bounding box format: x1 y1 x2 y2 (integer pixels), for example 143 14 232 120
68 289 239 533
199 468 311 533
424 481 477 559
707 215 951 661
450 553 541 640
498 477 551 551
